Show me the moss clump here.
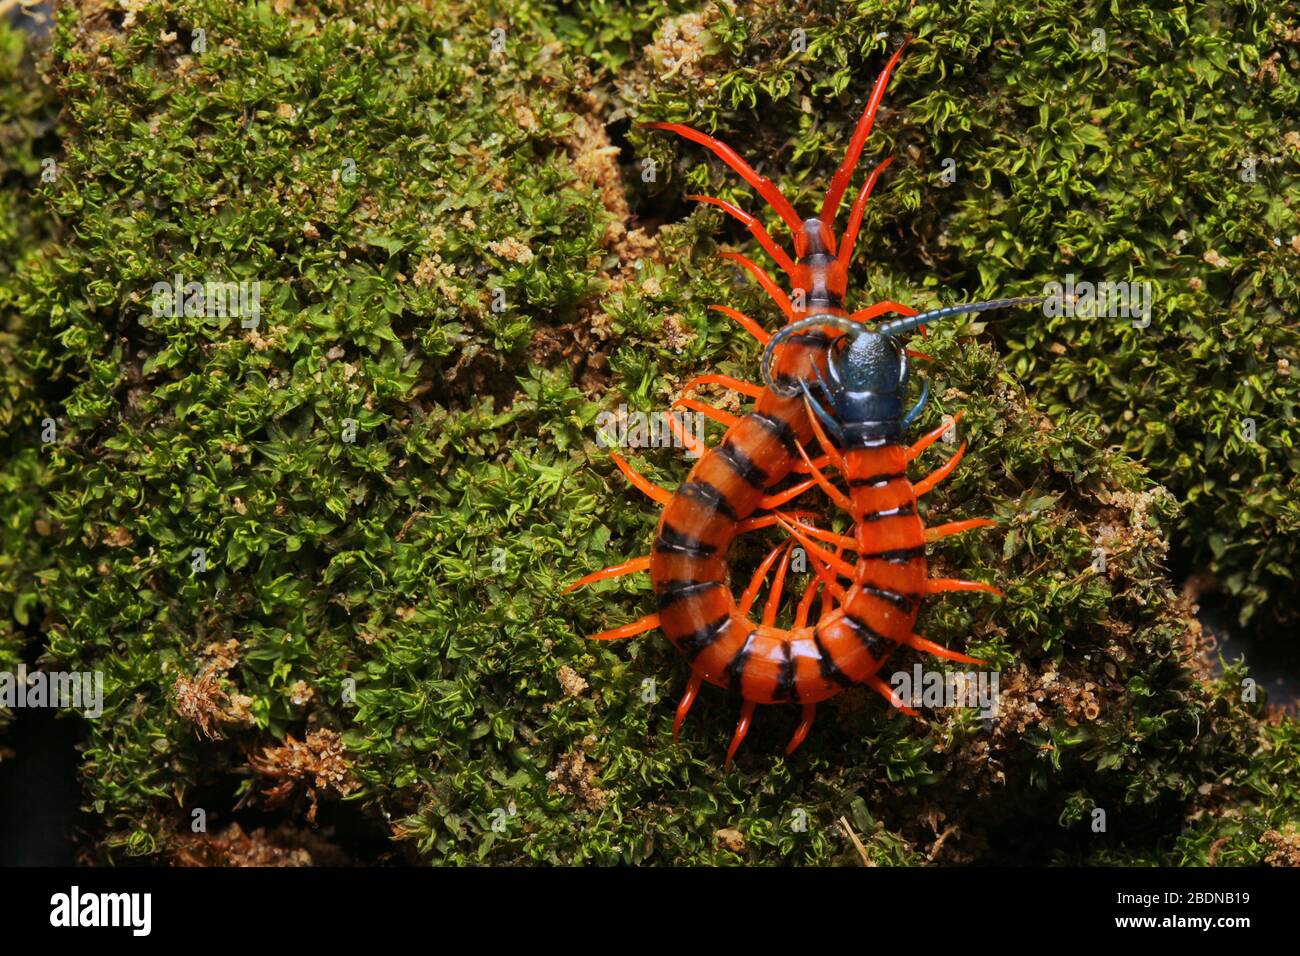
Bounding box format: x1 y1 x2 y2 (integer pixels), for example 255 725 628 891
0 0 1295 864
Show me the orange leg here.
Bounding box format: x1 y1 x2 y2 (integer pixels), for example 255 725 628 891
720 252 795 318
819 39 910 228
738 540 791 617
735 510 820 535
724 700 757 766
777 517 858 580
863 672 920 718
673 672 703 741
785 702 817 755
804 551 848 602
647 122 804 238
926 577 1005 598
781 514 857 551
664 408 706 457
686 194 797 278
907 410 964 462
674 397 739 429
680 372 764 400
564 555 652 593
835 156 895 269
902 632 985 665
758 476 819 511
794 571 823 628
589 612 661 641
791 453 833 475
924 517 996 543
609 452 673 506
912 441 967 497
709 304 772 345
762 544 794 626
794 439 855 514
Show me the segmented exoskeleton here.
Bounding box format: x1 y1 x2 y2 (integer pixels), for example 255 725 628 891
567 42 1042 762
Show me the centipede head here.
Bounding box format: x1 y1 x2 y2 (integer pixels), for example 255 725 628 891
814 330 911 444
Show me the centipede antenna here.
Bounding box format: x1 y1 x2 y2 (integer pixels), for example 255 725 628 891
876 296 1048 338
760 313 865 395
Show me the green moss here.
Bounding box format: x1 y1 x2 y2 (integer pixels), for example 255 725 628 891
0 0 1295 864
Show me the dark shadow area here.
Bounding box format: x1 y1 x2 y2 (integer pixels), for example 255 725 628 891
1199 590 1300 710
0 657 87 865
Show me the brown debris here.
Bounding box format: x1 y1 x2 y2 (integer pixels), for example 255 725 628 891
715 827 746 854
249 729 360 824
556 665 588 698
173 821 350 867
1262 825 1300 867
546 748 608 811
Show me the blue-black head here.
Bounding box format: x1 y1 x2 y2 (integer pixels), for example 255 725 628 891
759 296 1046 447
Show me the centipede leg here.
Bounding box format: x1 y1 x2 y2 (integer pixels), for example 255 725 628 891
673 672 703 741
609 452 673 506
835 156 895 269
793 439 855 514
819 39 910 227
646 122 804 238
664 409 707 457
926 577 1005 598
923 517 996 543
686 194 797 279
791 453 833 475
912 441 967 497
761 544 794 626
588 612 661 641
903 632 985 665
724 700 757 766
738 540 792 617
906 410 965 462
849 300 918 323
804 396 847 473
673 397 740 429
734 510 820 536
564 555 652 593
786 702 817 755
779 513 856 551
794 569 823 628
680 371 765 399
709 305 772 345
776 516 857 579
863 672 920 718
758 476 819 511
720 252 796 318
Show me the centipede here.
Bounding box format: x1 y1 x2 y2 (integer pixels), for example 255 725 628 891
567 41 1043 763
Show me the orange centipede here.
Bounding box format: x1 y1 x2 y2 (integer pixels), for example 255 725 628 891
567 41 1043 763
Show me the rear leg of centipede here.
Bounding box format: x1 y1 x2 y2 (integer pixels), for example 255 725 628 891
686 194 797 280
708 305 772 345
721 252 796 318
646 121 804 239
